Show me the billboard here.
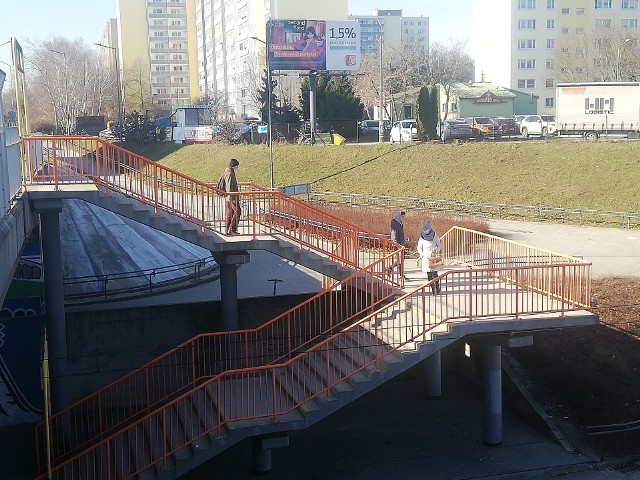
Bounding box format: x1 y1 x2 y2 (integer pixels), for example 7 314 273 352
267 20 360 72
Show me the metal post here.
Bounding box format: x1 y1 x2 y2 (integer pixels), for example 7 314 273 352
95 43 124 137
616 38 631 82
250 36 274 189
309 73 317 145
378 26 384 144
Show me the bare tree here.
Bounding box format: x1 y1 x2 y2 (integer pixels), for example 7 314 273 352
26 37 107 134
123 59 152 115
555 16 640 82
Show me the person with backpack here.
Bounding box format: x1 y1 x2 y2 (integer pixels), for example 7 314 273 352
219 158 240 234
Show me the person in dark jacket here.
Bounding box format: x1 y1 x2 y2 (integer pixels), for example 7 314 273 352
222 158 240 234
390 211 406 245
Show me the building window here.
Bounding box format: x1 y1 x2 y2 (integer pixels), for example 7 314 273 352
546 59 554 68
518 0 536 8
561 47 570 53
576 27 585 33
576 7 585 14
561 27 570 33
622 0 639 9
561 7 570 13
595 18 612 28
546 78 554 87
576 47 585 54
595 0 612 7
547 38 555 48
546 97 554 107
623 18 639 28
518 59 537 68
547 0 555 7
519 19 537 29
547 19 555 28
517 79 536 88
518 39 537 48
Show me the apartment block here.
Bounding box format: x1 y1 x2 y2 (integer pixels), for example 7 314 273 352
194 0 348 120
474 0 640 114
348 9 429 54
115 0 199 111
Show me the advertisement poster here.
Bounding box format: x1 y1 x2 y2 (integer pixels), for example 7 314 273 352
267 20 360 72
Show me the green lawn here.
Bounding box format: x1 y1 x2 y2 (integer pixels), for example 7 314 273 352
140 140 640 213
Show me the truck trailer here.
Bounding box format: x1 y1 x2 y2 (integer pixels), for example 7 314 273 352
555 82 640 140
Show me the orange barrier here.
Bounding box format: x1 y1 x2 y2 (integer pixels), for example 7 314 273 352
24 136 591 478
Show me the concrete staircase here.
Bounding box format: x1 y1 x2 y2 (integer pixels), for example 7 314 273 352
65 297 463 480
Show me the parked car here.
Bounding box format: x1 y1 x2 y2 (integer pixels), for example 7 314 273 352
519 115 556 138
359 120 380 135
492 117 518 136
389 119 418 143
463 116 501 138
512 114 527 133
438 119 474 141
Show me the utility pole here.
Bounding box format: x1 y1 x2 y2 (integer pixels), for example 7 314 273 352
95 43 124 138
378 23 384 144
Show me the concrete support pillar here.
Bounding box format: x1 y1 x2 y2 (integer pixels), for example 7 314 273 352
482 343 502 446
213 251 250 331
33 198 69 411
424 350 442 399
252 433 289 473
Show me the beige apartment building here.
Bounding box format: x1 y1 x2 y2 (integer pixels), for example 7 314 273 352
108 1 430 120
113 0 199 112
474 0 640 114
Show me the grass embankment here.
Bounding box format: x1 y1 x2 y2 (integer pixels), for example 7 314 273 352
141 141 640 213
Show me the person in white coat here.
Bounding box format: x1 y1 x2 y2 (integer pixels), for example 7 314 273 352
417 221 442 294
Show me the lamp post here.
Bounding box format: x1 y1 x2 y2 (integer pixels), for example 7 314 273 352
377 21 384 144
250 36 274 190
616 38 631 82
49 49 69 134
95 43 124 137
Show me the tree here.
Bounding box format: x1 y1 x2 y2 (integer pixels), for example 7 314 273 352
298 76 364 122
26 37 107 134
256 69 299 124
555 17 640 82
416 85 438 141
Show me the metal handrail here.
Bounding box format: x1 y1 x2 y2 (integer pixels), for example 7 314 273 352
25 136 591 478
25 135 403 472
37 259 592 479
308 190 640 229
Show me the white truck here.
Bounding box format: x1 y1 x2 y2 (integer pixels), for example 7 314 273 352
555 82 640 140
171 105 217 144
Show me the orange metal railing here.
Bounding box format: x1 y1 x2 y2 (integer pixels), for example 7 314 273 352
26 136 404 471
25 136 592 478
36 261 591 480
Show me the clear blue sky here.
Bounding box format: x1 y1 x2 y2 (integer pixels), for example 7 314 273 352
0 1 470 76
0 0 116 70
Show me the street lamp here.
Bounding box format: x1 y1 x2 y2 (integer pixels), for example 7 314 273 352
95 43 124 137
49 49 69 134
250 36 274 190
616 38 631 82
377 21 384 144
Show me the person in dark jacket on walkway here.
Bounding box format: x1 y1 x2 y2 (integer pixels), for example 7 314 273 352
390 211 406 246
222 158 240 234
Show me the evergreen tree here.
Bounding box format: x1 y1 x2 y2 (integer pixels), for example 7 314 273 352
256 69 300 124
416 85 439 141
298 76 364 121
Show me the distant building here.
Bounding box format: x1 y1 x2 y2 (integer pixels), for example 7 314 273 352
474 0 640 115
348 8 429 54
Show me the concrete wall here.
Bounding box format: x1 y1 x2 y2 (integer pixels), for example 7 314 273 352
65 294 314 399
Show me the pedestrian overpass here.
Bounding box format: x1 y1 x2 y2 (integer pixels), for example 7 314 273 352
1 136 596 480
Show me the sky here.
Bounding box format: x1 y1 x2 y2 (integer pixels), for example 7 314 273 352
0 0 472 78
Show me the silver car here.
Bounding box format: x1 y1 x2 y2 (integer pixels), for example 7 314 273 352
438 119 474 141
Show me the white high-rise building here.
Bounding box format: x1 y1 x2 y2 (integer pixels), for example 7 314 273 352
348 9 429 54
474 0 640 114
194 0 348 120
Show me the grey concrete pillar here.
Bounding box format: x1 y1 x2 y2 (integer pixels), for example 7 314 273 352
33 198 69 411
482 343 502 446
214 251 250 331
252 433 289 473
424 351 442 399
